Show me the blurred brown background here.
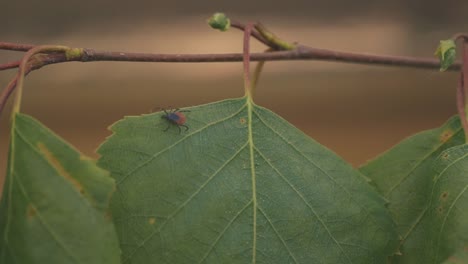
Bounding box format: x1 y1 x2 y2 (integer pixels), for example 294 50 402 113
1 1 467 190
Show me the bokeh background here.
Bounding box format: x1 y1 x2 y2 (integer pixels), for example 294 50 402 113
1 1 467 190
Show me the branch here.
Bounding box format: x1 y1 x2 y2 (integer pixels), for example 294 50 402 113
0 42 460 70
0 19 463 117
0 60 20 71
0 42 35 52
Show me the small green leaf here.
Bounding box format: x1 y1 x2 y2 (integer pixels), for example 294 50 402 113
0 113 121 264
435 39 457 71
360 116 466 263
98 97 398 263
207 12 230 32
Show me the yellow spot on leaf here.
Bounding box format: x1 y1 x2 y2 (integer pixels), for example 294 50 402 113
447 256 462 263
437 205 444 214
26 203 36 219
240 117 246 125
148 217 156 225
37 142 84 194
440 191 449 201
440 129 453 143
105 211 113 222
442 152 450 160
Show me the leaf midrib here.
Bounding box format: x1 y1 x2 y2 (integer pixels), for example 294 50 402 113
247 99 257 264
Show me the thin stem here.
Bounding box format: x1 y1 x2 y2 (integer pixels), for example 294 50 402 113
0 41 461 70
0 24 464 117
456 74 468 140
243 23 253 97
0 61 21 71
452 33 468 41
251 49 272 96
230 20 274 49
463 42 468 115
0 43 460 117
1 46 70 115
461 41 468 141
451 34 468 141
251 61 266 96
254 23 295 50
0 42 35 52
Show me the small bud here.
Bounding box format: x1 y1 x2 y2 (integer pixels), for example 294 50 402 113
435 39 456 72
207 13 230 32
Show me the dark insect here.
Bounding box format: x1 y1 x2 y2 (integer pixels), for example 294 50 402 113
161 108 190 134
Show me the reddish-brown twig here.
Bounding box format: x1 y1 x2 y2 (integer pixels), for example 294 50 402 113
0 24 463 118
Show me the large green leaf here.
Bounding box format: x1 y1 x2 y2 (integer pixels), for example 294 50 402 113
360 116 466 263
98 97 398 263
0 113 121 264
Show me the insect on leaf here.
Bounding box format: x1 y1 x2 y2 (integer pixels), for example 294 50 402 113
0 113 121 264
98 97 398 263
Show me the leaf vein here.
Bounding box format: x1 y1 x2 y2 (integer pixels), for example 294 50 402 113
122 141 249 262
402 150 468 243
13 172 81 263
257 206 299 264
116 104 247 185
255 148 352 263
253 109 383 255
198 200 253 264
385 127 463 196
435 174 468 261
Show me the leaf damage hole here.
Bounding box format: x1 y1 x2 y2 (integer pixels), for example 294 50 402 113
37 142 84 195
26 203 36 219
440 129 454 143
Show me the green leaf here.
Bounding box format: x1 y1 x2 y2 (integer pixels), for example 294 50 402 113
0 113 121 264
207 12 230 32
360 116 466 263
426 145 468 263
434 39 457 72
98 97 398 263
